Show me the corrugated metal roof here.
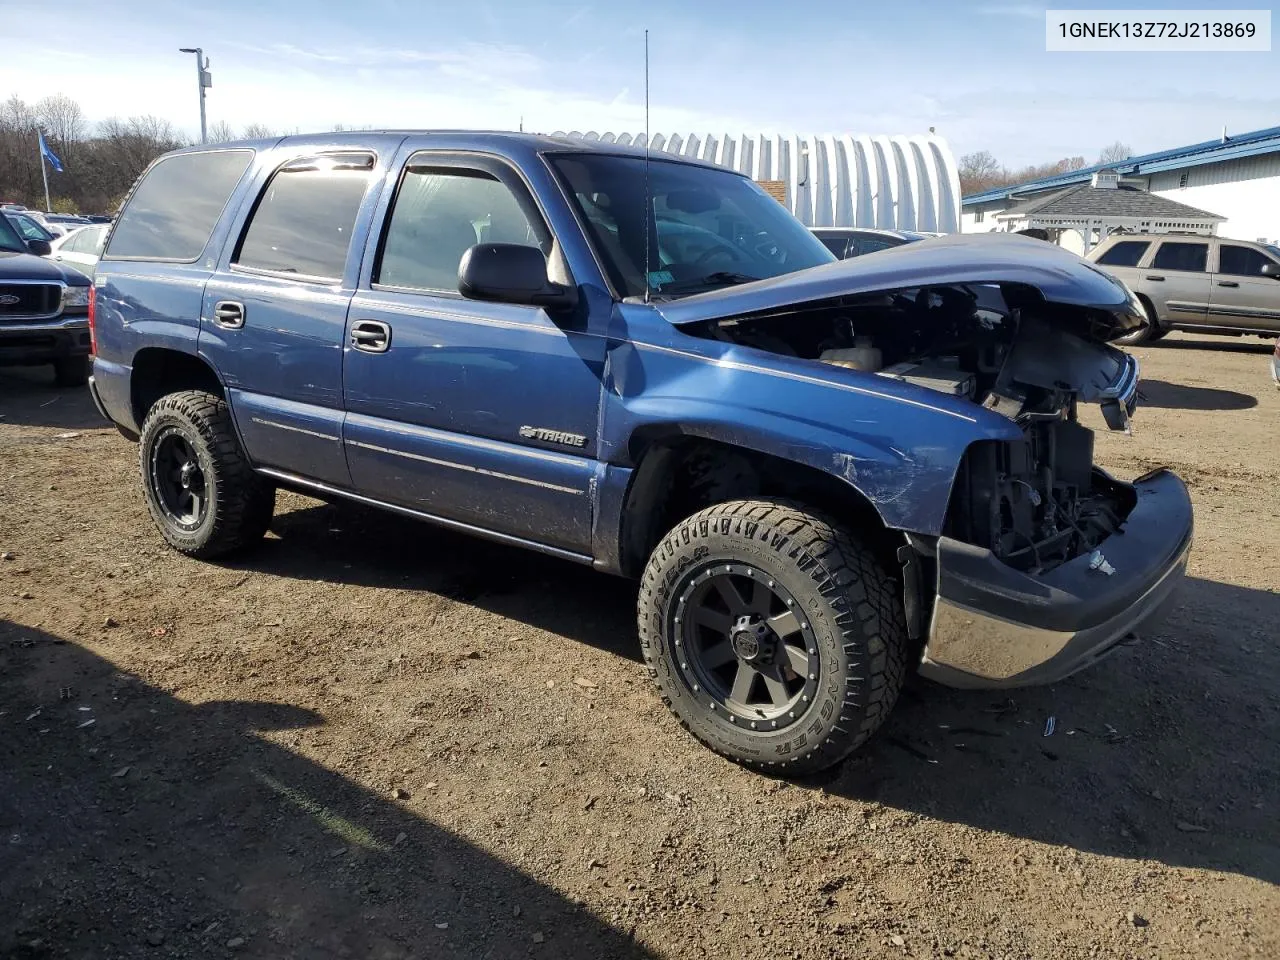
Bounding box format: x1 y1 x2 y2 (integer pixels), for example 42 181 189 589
963 124 1280 205
554 132 961 232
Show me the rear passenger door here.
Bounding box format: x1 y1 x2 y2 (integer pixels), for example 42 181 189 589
1210 242 1280 332
341 151 605 555
200 147 390 488
1143 239 1212 326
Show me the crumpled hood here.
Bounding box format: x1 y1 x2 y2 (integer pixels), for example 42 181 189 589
655 232 1146 341
0 249 90 285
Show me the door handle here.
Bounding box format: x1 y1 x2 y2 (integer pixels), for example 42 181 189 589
213 300 245 329
1144 275 1165 281
350 319 391 353
1216 280 1239 287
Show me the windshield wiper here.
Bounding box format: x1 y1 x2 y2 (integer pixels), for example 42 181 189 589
654 271 760 295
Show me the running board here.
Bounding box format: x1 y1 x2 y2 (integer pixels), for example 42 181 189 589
256 467 596 566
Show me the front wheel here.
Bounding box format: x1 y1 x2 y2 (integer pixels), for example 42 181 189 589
637 500 908 774
138 390 275 559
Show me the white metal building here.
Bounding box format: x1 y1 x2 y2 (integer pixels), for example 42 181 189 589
963 125 1280 248
554 132 962 233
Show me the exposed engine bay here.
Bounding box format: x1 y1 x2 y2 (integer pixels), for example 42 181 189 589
689 282 1141 573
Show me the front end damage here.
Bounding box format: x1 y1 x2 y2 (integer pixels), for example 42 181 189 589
667 237 1192 688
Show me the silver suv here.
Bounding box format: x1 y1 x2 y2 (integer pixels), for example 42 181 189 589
1087 235 1280 344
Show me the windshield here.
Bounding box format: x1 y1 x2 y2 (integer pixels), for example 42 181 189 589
549 153 834 299
0 214 27 252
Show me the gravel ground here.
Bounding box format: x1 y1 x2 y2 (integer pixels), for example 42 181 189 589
1 332 1277 960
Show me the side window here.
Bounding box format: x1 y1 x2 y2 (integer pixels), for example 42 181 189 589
1218 244 1275 277
1095 240 1150 267
88 226 108 255
62 231 88 254
106 150 253 261
858 237 896 255
376 166 545 293
818 236 847 258
234 153 375 281
1151 241 1207 273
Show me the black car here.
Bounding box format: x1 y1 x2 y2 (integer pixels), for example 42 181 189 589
810 227 936 259
0 214 93 386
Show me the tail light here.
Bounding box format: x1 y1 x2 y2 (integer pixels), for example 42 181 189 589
87 283 97 357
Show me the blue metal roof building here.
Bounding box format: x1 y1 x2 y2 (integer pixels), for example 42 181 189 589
962 125 1280 248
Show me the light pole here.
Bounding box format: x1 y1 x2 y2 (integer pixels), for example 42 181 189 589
178 47 212 144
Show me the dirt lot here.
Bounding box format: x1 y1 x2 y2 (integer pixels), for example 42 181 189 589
2 332 1277 960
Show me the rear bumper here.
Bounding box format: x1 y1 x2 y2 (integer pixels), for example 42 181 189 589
919 469 1193 689
0 316 91 365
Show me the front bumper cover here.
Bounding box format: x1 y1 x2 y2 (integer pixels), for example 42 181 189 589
919 468 1192 689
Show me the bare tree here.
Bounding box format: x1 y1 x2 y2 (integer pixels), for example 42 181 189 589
36 94 86 151
958 150 1004 195
241 122 277 139
207 120 237 144
1097 141 1132 165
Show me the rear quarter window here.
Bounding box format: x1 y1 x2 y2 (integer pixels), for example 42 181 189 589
105 149 254 261
1095 240 1149 267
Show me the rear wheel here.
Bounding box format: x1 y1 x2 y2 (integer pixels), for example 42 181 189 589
637 499 908 774
138 390 275 559
53 355 90 387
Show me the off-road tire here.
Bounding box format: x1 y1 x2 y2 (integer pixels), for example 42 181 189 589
138 390 275 559
637 499 908 774
53 355 90 388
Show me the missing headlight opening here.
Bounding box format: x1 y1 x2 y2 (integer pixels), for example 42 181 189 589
689 281 1141 574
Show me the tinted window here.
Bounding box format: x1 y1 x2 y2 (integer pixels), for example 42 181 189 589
1095 240 1150 267
0 214 24 252
855 237 898 255
819 237 847 257
1151 241 1207 273
550 154 833 298
106 150 252 260
235 154 375 280
377 167 543 292
1218 244 1276 277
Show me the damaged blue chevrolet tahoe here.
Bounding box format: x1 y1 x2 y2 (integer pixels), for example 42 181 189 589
88 133 1192 773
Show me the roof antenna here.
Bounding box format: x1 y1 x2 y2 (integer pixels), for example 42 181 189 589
643 27 652 304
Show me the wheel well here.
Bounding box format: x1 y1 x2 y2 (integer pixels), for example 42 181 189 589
1135 292 1162 327
619 436 903 579
131 348 224 427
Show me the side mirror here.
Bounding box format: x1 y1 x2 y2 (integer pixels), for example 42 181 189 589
1261 262 1280 279
458 243 578 311
26 238 52 256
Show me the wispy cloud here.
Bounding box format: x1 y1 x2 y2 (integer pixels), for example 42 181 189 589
563 4 591 29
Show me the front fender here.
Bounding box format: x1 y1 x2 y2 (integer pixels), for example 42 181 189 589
601 326 1023 536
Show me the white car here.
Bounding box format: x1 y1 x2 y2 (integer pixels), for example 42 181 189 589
48 223 109 275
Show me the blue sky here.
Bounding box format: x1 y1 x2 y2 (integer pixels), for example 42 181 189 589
0 0 1276 166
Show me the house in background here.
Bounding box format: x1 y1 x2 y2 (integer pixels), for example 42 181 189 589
963 124 1280 251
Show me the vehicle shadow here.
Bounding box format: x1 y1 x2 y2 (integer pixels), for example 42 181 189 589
242 499 642 663
815 575 1280 887
0 619 653 959
1138 378 1258 411
0 367 108 431
239 503 1280 886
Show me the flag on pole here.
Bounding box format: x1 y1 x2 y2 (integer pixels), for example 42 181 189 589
39 132 64 173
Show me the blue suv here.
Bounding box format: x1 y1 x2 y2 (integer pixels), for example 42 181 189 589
88 132 1192 773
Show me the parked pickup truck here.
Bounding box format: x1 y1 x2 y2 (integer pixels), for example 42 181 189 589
0 212 93 386
88 133 1192 773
